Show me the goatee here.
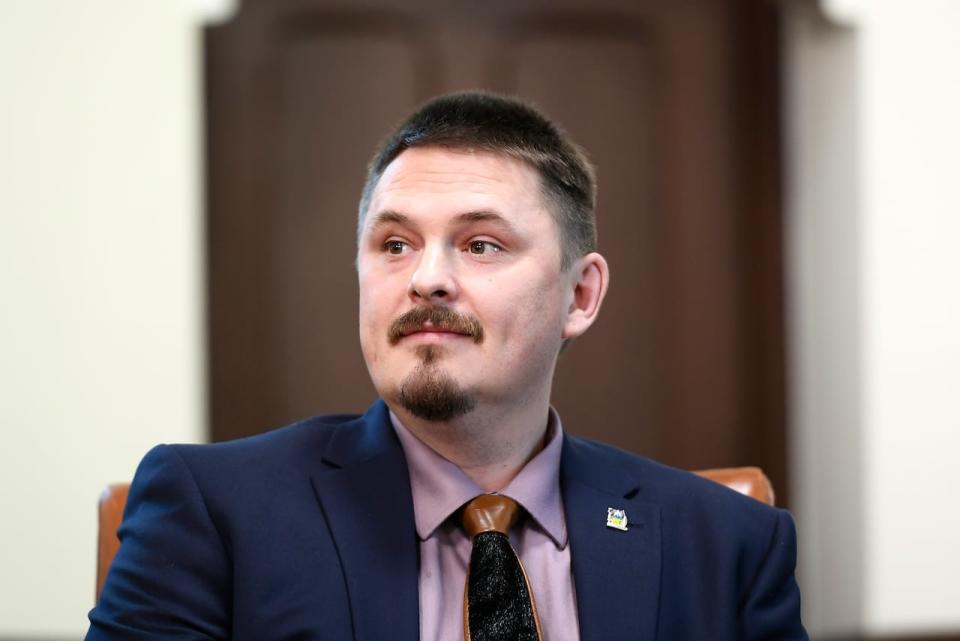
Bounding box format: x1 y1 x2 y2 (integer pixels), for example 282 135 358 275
396 345 476 421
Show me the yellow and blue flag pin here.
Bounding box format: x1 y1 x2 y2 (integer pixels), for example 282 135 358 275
606 507 628 531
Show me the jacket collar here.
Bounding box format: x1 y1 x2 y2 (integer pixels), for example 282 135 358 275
310 400 420 641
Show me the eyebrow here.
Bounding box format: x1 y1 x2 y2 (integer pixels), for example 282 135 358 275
453 210 517 233
366 209 517 235
366 210 411 232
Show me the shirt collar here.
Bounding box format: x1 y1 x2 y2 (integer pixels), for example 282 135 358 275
390 409 567 549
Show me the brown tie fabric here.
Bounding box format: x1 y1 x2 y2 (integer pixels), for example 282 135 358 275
461 494 543 641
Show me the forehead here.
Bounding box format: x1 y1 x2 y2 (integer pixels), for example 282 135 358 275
364 147 546 226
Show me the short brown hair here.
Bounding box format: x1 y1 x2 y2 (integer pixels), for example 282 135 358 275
358 91 597 268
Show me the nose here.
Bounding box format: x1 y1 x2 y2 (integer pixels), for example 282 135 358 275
408 244 458 303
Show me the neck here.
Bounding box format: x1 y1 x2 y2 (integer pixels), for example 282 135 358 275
391 395 552 492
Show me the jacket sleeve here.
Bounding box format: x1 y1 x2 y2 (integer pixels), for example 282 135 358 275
739 508 809 641
86 444 231 640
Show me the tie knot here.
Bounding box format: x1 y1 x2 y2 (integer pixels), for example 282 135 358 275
461 494 522 537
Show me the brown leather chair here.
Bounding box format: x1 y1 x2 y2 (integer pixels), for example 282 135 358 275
95 466 774 601
97 484 130 601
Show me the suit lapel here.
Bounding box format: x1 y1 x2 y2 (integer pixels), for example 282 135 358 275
310 401 420 641
562 436 662 641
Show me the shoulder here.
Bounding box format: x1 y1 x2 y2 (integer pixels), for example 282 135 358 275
564 434 804 636
164 412 362 472
129 412 366 514
562 434 791 549
123 410 388 550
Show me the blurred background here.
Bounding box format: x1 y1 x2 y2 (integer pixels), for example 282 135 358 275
1 0 957 638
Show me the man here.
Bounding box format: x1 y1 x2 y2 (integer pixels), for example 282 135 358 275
88 92 807 640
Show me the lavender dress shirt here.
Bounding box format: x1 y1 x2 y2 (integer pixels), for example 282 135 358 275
391 410 581 641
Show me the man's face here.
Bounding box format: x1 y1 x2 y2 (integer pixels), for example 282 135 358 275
357 147 575 422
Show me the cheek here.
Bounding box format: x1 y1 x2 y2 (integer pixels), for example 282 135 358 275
358 266 394 320
489 281 566 352
358 282 390 354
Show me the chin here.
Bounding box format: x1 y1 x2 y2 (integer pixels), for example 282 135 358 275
388 355 477 422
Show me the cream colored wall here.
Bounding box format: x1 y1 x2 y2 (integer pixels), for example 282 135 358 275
859 1 960 633
785 0 960 635
783 4 863 635
0 1 209 636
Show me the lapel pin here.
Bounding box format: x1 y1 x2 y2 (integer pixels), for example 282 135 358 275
606 507 628 531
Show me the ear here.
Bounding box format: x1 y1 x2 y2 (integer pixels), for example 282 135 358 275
562 252 610 340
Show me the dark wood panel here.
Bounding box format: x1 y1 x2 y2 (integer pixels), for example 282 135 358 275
729 0 789 505
274 27 429 420
205 0 791 505
497 17 662 456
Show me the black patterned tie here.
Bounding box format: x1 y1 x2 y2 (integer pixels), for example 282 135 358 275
461 494 543 641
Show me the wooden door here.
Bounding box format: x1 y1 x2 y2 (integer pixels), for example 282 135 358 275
205 0 788 503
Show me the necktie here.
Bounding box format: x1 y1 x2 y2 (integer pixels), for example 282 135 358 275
461 494 543 641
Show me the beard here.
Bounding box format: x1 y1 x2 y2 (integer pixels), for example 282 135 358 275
395 345 477 422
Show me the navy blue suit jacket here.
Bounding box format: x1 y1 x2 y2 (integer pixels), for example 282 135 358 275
87 400 807 640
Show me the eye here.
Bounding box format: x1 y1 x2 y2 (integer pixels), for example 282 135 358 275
384 240 409 255
467 240 502 255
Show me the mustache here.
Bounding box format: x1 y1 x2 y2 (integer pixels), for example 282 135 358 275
388 305 484 345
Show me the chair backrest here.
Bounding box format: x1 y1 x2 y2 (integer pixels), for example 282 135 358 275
94 466 774 601
695 466 775 505
96 483 129 601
